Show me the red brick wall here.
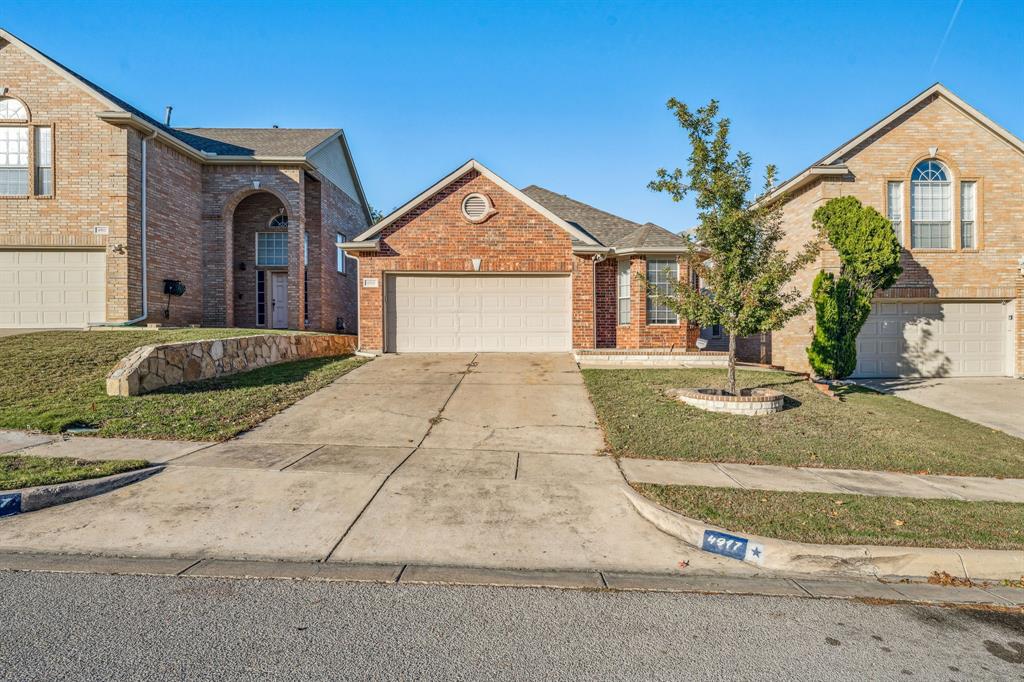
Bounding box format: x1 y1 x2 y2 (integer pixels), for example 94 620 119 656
355 170 576 352
141 136 204 325
230 192 288 327
595 257 617 347
201 167 302 327
595 255 696 349
315 173 364 333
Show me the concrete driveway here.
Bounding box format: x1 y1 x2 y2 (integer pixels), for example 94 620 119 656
858 377 1024 439
0 354 750 575
0 328 45 338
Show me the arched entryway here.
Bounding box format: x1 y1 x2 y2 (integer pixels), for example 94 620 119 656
230 191 293 329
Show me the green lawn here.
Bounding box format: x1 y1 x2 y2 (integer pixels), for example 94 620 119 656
583 368 1024 478
1 454 148 490
0 330 366 441
634 483 1024 551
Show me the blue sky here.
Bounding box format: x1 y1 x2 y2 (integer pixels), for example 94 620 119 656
4 1 1022 231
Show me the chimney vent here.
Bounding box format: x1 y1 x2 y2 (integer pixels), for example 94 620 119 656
164 106 173 126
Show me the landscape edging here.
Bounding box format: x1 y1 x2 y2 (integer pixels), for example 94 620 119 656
622 484 1024 581
1 465 165 516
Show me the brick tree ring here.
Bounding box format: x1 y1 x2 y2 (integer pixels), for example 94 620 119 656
665 387 785 416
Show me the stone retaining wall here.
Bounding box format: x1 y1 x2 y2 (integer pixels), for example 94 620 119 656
666 387 785 415
106 333 357 396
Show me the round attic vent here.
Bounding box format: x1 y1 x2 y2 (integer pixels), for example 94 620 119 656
461 193 495 223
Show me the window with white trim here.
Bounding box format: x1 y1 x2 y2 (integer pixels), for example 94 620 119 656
886 181 903 246
256 232 288 266
269 212 288 228
617 258 631 324
960 181 976 249
34 127 52 196
337 232 347 273
910 160 951 249
645 258 679 325
0 126 29 196
0 97 28 121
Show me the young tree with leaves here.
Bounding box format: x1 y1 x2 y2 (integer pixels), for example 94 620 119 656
648 99 820 395
806 196 902 379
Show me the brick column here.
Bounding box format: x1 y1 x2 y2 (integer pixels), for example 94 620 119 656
288 180 306 330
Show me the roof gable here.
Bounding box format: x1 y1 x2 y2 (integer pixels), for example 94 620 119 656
769 84 1024 200
353 160 598 245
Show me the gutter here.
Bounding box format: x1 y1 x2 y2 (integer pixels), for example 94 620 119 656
96 112 313 168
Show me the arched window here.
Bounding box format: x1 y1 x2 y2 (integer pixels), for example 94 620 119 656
0 97 30 196
0 97 29 121
268 211 288 228
910 159 951 248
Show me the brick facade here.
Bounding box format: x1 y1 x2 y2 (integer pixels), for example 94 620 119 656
351 168 696 353
0 36 366 332
770 92 1024 376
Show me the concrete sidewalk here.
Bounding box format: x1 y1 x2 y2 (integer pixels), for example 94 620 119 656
620 458 1024 502
0 354 734 575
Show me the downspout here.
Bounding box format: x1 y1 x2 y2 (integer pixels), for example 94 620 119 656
100 130 156 326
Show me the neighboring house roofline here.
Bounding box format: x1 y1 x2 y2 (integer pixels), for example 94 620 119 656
351 159 600 245
766 83 1024 202
2 27 373 223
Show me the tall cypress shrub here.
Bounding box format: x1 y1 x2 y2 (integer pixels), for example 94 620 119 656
806 197 902 380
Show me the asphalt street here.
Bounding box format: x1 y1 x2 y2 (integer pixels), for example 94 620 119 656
1 570 1022 681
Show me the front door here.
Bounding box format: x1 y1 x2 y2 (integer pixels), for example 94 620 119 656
270 272 288 329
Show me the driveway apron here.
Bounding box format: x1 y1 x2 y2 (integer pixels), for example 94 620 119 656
0 353 731 574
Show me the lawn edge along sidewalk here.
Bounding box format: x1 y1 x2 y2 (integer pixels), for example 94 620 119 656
622 484 1024 582
0 465 164 517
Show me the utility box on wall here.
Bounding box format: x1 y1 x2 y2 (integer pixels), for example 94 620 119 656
163 279 186 297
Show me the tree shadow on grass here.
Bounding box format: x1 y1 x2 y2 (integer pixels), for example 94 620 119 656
146 356 348 396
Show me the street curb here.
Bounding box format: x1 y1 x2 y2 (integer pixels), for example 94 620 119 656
622 484 1024 581
0 552 1019 608
0 465 164 516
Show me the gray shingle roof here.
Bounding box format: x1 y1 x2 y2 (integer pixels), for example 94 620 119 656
522 185 687 250
172 128 340 157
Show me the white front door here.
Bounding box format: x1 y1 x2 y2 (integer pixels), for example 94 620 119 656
386 274 572 352
270 272 288 329
0 249 106 328
853 299 1010 377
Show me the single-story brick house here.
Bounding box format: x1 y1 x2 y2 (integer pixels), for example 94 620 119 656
0 28 371 332
764 84 1024 378
342 159 696 354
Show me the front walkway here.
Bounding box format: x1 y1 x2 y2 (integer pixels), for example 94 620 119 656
621 459 1024 502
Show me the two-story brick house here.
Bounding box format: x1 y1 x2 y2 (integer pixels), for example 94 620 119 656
0 28 371 332
767 84 1023 378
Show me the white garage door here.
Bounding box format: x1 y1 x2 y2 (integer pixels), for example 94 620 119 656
0 250 106 328
853 300 1011 378
387 274 571 352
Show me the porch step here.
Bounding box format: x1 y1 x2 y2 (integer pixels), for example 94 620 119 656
574 349 728 367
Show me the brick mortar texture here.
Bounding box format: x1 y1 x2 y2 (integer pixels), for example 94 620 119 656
771 94 1024 376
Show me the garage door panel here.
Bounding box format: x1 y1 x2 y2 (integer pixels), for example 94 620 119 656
389 274 571 352
853 300 1009 378
0 250 106 328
